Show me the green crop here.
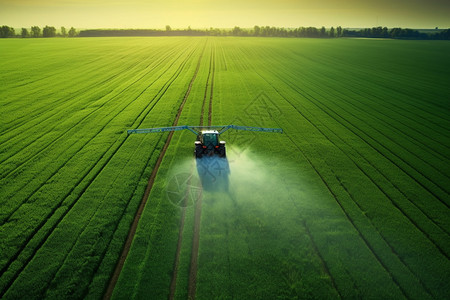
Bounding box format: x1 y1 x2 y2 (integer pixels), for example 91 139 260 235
0 37 449 299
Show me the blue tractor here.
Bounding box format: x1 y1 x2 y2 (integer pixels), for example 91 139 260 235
127 125 282 158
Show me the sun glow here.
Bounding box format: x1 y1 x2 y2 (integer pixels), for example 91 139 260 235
1 0 449 28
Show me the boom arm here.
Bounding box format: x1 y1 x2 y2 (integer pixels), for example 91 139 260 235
127 125 198 135
218 125 282 134
127 125 283 135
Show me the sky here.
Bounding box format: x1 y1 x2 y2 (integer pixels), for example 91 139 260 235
1 0 449 29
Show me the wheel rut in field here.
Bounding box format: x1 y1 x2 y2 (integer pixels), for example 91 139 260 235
241 59 416 297
253 67 435 297
168 163 197 300
0 46 188 227
187 44 215 300
168 43 215 300
167 42 209 300
103 43 206 300
280 74 450 244
0 46 197 299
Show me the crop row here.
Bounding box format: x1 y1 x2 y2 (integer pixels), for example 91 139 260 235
235 38 449 298
0 38 205 298
111 39 215 299
1 37 448 299
153 38 448 299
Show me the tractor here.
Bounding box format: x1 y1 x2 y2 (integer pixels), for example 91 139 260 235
127 125 282 158
194 130 226 158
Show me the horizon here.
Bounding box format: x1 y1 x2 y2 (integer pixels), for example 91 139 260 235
7 26 448 31
1 0 449 29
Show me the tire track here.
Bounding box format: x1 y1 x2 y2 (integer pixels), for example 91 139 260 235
248 45 450 193
168 165 194 300
309 87 450 203
31 45 199 298
303 49 450 126
168 41 213 300
78 43 202 298
326 73 450 153
0 46 186 224
259 62 449 240
0 41 184 153
306 99 450 236
282 130 410 299
0 44 199 298
81 135 164 299
243 56 434 297
0 54 112 112
354 70 450 125
0 44 180 169
331 168 435 298
200 45 213 126
259 55 450 206
1 55 107 93
300 218 343 299
0 53 136 135
258 45 450 142
0 44 187 214
168 43 210 299
187 42 215 300
208 45 215 126
0 43 162 131
229 55 344 297
298 67 450 163
290 70 450 184
103 40 206 300
187 190 203 300
258 70 442 295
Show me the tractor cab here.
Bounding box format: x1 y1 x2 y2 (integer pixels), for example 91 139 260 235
195 130 226 158
199 130 219 148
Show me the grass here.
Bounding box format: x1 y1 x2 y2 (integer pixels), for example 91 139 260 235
0 37 449 299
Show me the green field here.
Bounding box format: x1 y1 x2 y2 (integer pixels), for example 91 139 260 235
0 37 449 299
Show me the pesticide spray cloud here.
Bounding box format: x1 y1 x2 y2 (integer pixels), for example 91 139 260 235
165 145 308 211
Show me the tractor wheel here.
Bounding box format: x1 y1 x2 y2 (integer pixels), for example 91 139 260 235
219 146 226 158
195 147 203 158
195 150 203 158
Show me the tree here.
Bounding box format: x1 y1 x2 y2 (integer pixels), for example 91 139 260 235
305 27 319 37
61 26 67 37
31 26 41 38
437 29 450 40
390 28 401 38
21 28 29 38
68 27 77 37
329 27 335 38
337 26 342 37
43 26 56 37
208 27 222 36
0 26 15 38
260 26 268 36
165 25 171 31
254 25 261 36
232 26 242 36
320 26 326 37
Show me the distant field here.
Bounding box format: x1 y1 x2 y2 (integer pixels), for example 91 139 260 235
0 37 449 299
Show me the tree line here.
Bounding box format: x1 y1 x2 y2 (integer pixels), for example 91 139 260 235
343 27 450 40
0 26 78 38
80 26 450 40
2 25 449 40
